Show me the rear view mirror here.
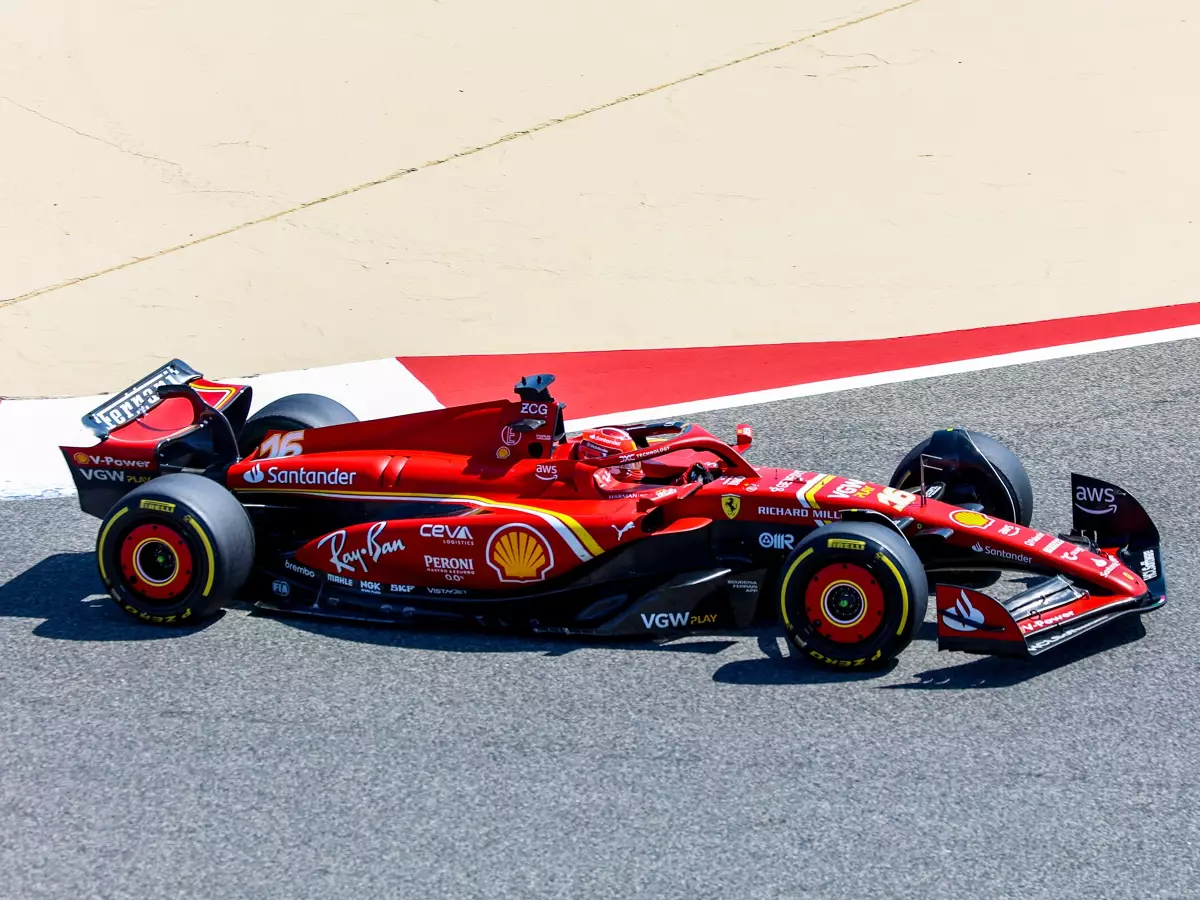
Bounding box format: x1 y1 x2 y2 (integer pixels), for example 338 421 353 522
735 424 753 453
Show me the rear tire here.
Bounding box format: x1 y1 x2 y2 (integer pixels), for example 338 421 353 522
238 393 358 457
779 522 927 668
96 474 254 625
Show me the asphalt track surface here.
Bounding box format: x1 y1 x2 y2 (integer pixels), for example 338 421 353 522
3 340 1199 900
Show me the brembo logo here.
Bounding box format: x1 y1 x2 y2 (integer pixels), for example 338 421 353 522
243 463 355 486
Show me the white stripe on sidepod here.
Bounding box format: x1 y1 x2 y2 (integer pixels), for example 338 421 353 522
234 489 594 561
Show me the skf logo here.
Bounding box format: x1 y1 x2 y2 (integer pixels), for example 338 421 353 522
244 464 265 484
487 525 554 582
721 495 741 519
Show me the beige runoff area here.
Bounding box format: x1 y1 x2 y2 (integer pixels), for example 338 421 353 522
0 0 1197 398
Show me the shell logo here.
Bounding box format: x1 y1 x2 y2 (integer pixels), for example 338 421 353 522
950 509 993 529
487 524 555 583
73 452 90 465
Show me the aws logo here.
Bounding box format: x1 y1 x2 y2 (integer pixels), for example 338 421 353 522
487 524 554 583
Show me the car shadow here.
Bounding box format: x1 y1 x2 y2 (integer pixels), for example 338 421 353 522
260 608 741 657
0 551 227 641
710 614 1150 689
884 615 1148 690
710 632 901 685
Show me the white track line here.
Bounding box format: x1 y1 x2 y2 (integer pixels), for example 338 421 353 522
564 324 1200 430
2 323 1197 501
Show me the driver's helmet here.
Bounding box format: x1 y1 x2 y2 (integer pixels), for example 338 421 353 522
577 427 642 479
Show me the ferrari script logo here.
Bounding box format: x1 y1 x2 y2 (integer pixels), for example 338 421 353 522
721 495 741 519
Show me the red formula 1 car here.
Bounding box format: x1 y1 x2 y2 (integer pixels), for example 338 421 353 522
60 361 1167 668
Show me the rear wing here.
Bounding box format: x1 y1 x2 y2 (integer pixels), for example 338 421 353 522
63 360 252 517
82 359 203 438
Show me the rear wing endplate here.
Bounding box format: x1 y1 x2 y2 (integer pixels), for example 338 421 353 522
82 359 202 438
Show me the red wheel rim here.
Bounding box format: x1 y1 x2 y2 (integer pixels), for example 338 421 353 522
804 562 885 644
118 523 195 602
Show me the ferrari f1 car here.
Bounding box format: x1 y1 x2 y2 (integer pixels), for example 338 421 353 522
60 360 1167 668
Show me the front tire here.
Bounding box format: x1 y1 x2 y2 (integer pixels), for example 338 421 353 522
779 522 927 668
890 428 1033 525
96 474 254 625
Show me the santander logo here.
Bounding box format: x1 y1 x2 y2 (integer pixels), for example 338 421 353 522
244 464 265 484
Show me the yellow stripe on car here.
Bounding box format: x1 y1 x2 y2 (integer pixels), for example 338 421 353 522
805 475 836 509
235 487 603 559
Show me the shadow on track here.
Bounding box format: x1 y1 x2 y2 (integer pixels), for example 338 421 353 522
260 607 740 657
0 551 226 641
710 632 900 685
885 616 1149 690
710 616 1151 689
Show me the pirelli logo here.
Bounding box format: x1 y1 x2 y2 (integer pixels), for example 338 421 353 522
140 499 176 513
827 538 866 551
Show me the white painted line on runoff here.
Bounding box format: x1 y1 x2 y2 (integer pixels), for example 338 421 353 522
0 358 443 501
1 322 1196 501
563 323 1200 430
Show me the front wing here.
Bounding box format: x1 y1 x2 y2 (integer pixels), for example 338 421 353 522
936 574 1165 657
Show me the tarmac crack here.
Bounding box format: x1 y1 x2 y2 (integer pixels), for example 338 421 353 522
0 94 184 172
0 0 926 312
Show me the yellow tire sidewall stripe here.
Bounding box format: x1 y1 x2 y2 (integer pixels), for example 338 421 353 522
779 547 814 630
96 506 129 584
877 552 911 636
184 514 217 597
